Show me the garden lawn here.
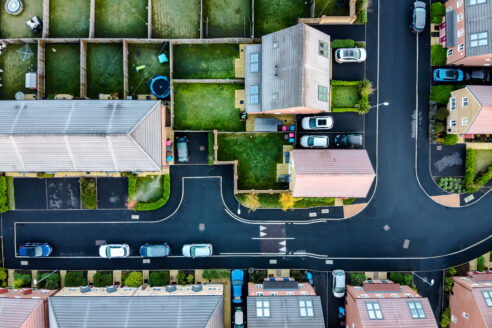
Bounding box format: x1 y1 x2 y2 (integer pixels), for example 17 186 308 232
254 0 309 36
45 44 80 98
173 44 238 79
173 83 245 131
204 0 252 38
128 43 170 96
217 133 287 190
50 0 90 37
0 44 37 100
134 175 164 202
87 44 123 99
0 0 43 38
152 0 200 38
331 85 360 108
95 0 147 38
474 150 492 176
315 0 350 17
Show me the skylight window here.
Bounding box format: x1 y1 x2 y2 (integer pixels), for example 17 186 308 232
256 300 270 317
483 290 492 307
250 53 259 73
299 299 314 317
408 301 426 319
366 302 383 320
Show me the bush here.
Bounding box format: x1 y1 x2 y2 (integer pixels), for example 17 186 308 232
343 198 356 205
124 272 142 287
331 39 355 49
430 85 454 105
350 273 366 286
435 107 449 121
208 132 214 165
354 41 366 48
36 272 60 289
389 272 403 283
438 177 464 193
359 80 374 98
93 272 112 287
149 271 170 286
14 272 31 286
291 270 306 282
443 134 458 146
430 2 446 24
432 44 447 66
448 267 457 276
441 307 450 328
0 176 8 213
13 279 25 289
434 121 445 134
80 178 97 209
186 274 194 284
279 192 296 211
355 0 368 24
250 270 267 284
403 274 413 286
65 271 87 287
135 175 171 211
444 276 453 292
478 255 485 272
0 268 7 281
243 192 260 212
177 272 187 286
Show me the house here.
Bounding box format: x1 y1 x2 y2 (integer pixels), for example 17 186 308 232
0 100 164 173
446 86 492 136
345 279 438 327
133 283 223 296
48 295 224 328
289 149 376 198
248 277 316 296
440 0 492 66
244 23 331 114
54 285 138 297
448 271 492 327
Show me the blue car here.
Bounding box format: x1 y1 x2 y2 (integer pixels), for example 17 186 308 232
19 243 53 257
139 243 171 257
231 270 244 304
433 68 464 82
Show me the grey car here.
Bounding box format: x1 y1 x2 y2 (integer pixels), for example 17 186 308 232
411 1 426 33
176 136 189 162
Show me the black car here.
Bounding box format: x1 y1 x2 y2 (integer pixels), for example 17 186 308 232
465 70 491 83
334 134 363 148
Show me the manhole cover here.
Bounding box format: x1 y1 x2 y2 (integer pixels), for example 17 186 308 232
200 146 205 151
199 223 205 231
95 240 106 246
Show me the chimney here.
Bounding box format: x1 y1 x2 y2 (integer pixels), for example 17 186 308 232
363 280 401 292
0 287 8 294
192 285 203 293
22 288 32 295
165 285 176 293
80 286 91 293
106 286 117 293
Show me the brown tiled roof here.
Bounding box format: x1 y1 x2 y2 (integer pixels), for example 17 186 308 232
0 298 45 328
467 86 492 134
472 288 492 327
292 149 375 198
363 280 401 292
347 285 420 300
471 272 492 282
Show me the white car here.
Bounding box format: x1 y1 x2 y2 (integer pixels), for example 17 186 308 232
300 135 329 148
332 269 346 298
99 244 130 259
301 116 334 130
182 243 213 258
335 48 367 63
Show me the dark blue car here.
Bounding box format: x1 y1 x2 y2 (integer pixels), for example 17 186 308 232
19 243 52 257
139 243 171 257
433 68 464 82
232 270 244 304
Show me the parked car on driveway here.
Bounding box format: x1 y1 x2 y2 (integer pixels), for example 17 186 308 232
139 243 170 257
182 243 213 258
334 134 363 148
232 270 244 304
433 68 464 82
411 1 426 33
332 269 346 298
176 136 189 162
99 244 130 259
300 135 329 148
301 116 334 130
466 69 491 83
19 243 52 257
335 48 367 63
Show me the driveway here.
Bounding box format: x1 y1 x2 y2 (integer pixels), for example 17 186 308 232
46 178 81 210
14 178 47 210
97 178 128 209
296 113 364 133
174 132 209 165
430 143 466 177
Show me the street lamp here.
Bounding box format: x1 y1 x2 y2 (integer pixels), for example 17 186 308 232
412 272 434 286
33 270 58 285
237 201 241 215
369 102 390 109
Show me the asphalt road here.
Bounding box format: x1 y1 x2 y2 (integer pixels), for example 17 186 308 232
1 0 491 275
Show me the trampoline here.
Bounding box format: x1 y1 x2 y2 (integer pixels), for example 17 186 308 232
149 75 170 99
5 0 23 15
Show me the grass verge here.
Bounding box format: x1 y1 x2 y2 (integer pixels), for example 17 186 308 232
315 0 350 17
87 43 123 99
45 44 80 98
474 149 492 176
50 0 90 37
331 85 360 108
128 174 170 211
237 193 336 208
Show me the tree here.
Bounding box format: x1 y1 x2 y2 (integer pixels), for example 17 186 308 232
443 134 458 146
243 193 260 212
124 272 142 287
13 279 25 289
251 270 267 284
65 271 87 287
403 274 413 286
93 272 112 287
434 121 445 134
149 271 169 287
177 272 187 286
186 274 194 284
279 192 296 211
36 272 60 289
430 2 446 24
389 272 403 284
350 273 366 286
435 107 449 121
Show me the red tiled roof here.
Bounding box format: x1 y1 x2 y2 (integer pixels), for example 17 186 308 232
363 280 401 292
466 86 492 134
292 149 375 198
472 288 492 326
471 272 492 282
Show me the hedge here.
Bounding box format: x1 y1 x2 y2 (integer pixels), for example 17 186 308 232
6 176 14 210
124 272 142 287
127 174 137 200
465 149 476 190
343 198 356 205
332 107 360 112
430 2 445 24
0 176 8 213
430 85 454 105
432 44 447 66
331 80 361 86
135 175 171 211
331 39 355 49
93 272 113 287
80 177 97 209
350 272 366 286
441 307 450 328
13 272 31 288
149 271 170 287
65 271 87 287
208 132 214 165
36 272 60 289
355 0 368 24
478 255 485 272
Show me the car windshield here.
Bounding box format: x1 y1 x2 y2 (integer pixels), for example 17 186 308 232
147 246 166 257
106 247 112 257
308 137 314 147
335 286 345 293
309 118 316 128
445 70 457 78
318 119 327 126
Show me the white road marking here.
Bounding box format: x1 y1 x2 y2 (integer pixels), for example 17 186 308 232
251 237 294 240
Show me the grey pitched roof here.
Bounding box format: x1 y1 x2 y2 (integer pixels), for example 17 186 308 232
263 281 299 291
247 296 325 327
465 1 492 57
0 100 162 172
48 296 223 328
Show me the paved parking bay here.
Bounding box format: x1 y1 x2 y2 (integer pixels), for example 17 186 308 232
14 178 47 210
97 178 128 209
430 143 466 177
296 113 364 133
174 132 209 165
46 178 81 210
296 132 364 150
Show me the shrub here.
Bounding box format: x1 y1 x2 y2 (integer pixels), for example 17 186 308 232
478 255 485 272
354 41 366 48
14 272 31 285
432 45 447 66
186 274 194 284
435 107 449 121
93 272 112 287
279 192 296 211
243 193 260 212
444 276 454 292
350 273 366 286
65 271 87 287
434 121 445 133
403 274 413 286
443 134 458 145
291 270 306 282
465 149 476 191
355 0 368 24
13 279 25 289
441 307 451 328
343 198 356 205
0 176 8 213
355 96 370 115
124 272 142 287
0 268 7 281
208 132 214 165
135 175 171 211
80 177 97 209
430 85 454 105
177 272 187 286
149 271 170 287
6 176 14 210
389 272 403 284
36 272 60 289
430 2 446 24
359 80 374 97
448 267 457 276
250 270 267 284
331 39 355 49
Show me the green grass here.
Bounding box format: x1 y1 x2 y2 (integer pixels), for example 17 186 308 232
173 44 239 79
49 0 90 37
152 0 200 38
217 133 287 190
0 44 38 100
237 193 336 208
45 44 80 98
173 83 245 131
134 175 164 202
315 0 350 17
432 44 447 66
95 0 147 38
86 44 123 99
204 0 252 37
80 177 97 210
0 0 43 38
295 197 336 208
254 0 309 36
474 150 492 176
128 43 170 96
331 85 361 108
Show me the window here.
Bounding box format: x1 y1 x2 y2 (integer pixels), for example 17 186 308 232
457 13 464 22
318 86 328 102
458 0 464 7
256 300 270 317
463 312 469 319
301 291 308 295
450 97 456 110
287 292 294 296
447 48 453 57
250 53 259 73
256 284 262 289
366 302 383 320
450 120 457 127
408 301 426 319
462 117 468 125
298 284 305 288
446 5 453 11
459 43 465 51
470 0 487 5
451 315 457 323
271 292 278 296
458 29 464 37
319 41 329 58
250 85 259 105
470 32 488 47
273 41 279 49
482 290 492 306
299 299 314 317
462 97 468 106
256 292 263 296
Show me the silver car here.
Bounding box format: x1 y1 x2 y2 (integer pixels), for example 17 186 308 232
182 243 213 258
335 48 367 63
301 116 334 130
411 1 426 33
300 135 329 148
332 269 346 298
